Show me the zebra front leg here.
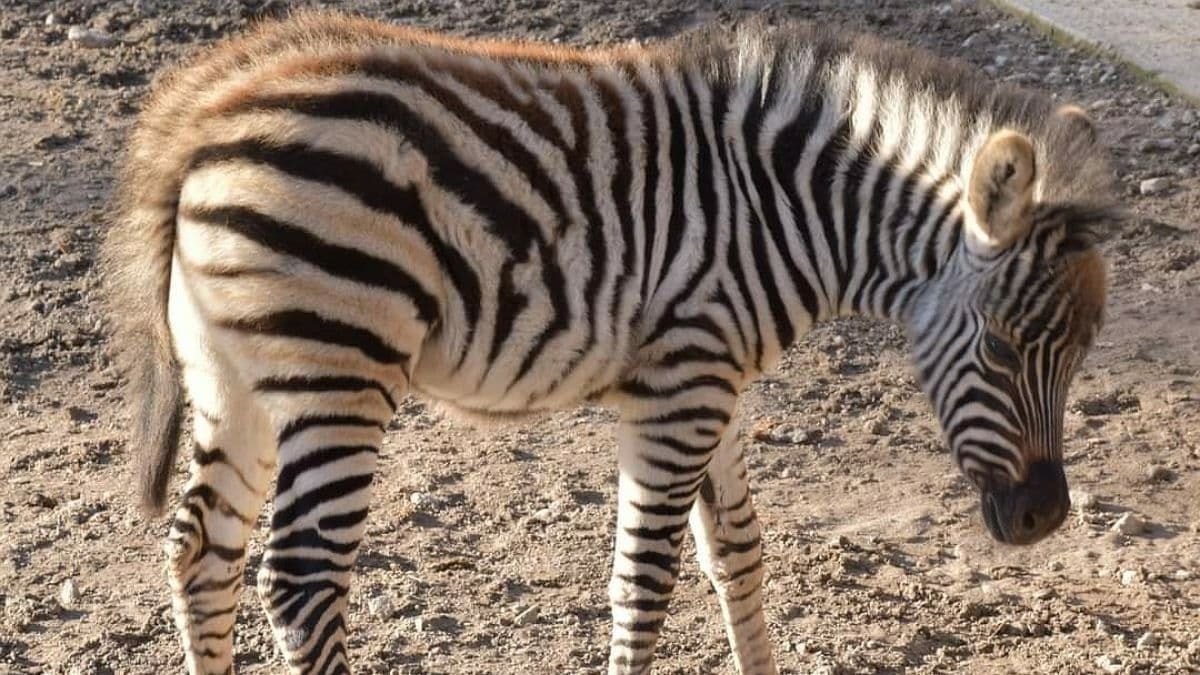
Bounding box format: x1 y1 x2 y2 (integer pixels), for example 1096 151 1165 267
256 393 392 674
166 366 275 675
608 370 739 674
690 418 776 674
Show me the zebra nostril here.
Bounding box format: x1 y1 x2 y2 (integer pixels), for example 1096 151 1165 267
1021 511 1037 533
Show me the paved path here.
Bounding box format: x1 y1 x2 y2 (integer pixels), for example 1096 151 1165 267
998 0 1200 101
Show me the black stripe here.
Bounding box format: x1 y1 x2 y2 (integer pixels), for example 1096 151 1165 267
271 474 375 531
221 310 408 367
276 445 377 494
639 434 719 457
610 597 670 612
615 573 675 595
319 508 369 532
486 259 528 366
271 527 360 556
622 521 689 541
255 375 397 411
192 444 258 494
656 72 690 294
656 345 740 371
836 122 878 308
595 76 639 340
277 414 383 445
619 548 679 573
623 68 661 304
811 120 852 297
183 204 438 324
738 182 798 355
632 406 731 426
261 555 354 578
629 500 693 517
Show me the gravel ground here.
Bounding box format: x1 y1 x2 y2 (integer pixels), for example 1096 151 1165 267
1 1 1198 673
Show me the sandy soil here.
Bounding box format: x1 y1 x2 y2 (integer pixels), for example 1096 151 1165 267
1 1 1198 673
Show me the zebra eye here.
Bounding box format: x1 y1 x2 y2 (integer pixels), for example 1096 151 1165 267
984 332 1021 368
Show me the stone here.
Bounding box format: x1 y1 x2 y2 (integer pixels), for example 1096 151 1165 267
1095 655 1122 674
366 593 395 619
1145 465 1172 482
1113 512 1146 536
530 507 557 524
1070 490 1098 511
1138 138 1175 153
1139 177 1172 195
1137 631 1159 650
409 492 425 506
1173 569 1192 581
415 614 459 633
1189 143 1200 156
514 605 540 626
66 26 115 48
58 579 79 608
1119 569 1140 586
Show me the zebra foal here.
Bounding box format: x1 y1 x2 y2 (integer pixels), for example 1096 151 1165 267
102 11 1115 674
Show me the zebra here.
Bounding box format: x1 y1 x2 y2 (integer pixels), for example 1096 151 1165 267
102 11 1115 675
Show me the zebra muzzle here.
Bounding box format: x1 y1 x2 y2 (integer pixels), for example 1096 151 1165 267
980 461 1069 545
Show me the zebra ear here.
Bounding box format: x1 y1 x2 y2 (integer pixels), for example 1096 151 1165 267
965 130 1036 254
1055 104 1098 144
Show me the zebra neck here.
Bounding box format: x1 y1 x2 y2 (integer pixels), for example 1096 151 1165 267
718 57 972 339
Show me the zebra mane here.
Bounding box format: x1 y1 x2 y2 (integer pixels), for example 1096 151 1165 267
664 18 1120 245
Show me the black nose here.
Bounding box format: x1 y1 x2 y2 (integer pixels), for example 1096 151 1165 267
981 461 1069 545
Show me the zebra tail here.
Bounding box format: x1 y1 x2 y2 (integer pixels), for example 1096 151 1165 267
101 77 197 516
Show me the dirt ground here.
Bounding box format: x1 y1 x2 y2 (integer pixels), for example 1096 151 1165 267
1 0 1198 673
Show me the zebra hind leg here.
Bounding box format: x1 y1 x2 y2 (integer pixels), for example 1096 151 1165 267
254 383 396 674
607 364 740 674
690 420 776 674
165 359 276 675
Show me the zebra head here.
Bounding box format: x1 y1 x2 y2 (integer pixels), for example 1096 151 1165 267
910 126 1109 545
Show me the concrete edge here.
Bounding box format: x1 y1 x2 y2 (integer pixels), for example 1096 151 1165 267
989 0 1200 106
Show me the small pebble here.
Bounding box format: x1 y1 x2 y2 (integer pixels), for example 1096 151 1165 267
366 593 394 619
1070 490 1098 511
514 605 540 626
530 507 557 524
409 492 425 506
1094 655 1122 674
1145 465 1172 482
58 579 79 608
1188 143 1200 156
1119 569 1139 586
1113 512 1146 536
1137 631 1158 650
1173 569 1192 581
1139 177 1171 196
66 26 115 48
1138 138 1175 153
864 418 888 436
